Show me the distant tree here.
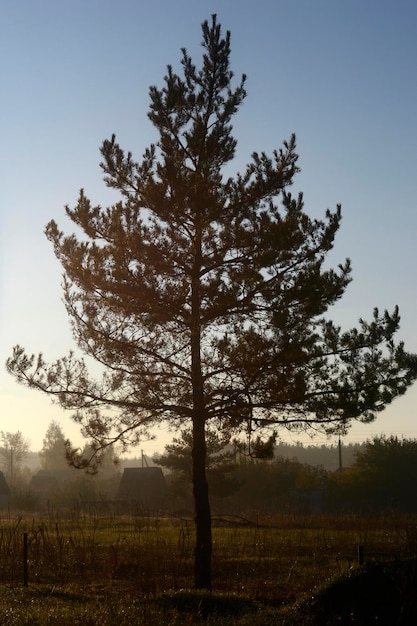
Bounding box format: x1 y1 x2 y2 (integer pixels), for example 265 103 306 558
155 429 240 500
6 16 417 589
353 435 417 512
273 441 365 471
326 466 366 513
234 431 277 461
327 435 417 513
231 456 326 513
0 430 30 485
79 441 120 479
39 421 68 470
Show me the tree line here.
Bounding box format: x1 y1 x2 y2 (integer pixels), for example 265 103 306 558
154 430 417 515
3 424 417 516
0 422 120 510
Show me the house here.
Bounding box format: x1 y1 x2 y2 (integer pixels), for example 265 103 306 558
0 471 11 508
29 469 71 495
116 467 168 511
29 468 75 509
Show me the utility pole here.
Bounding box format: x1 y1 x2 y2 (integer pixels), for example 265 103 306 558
10 447 14 486
338 435 343 471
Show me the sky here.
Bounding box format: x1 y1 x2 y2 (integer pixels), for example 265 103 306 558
1 0 416 456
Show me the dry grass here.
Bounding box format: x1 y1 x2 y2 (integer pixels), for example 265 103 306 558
0 511 416 623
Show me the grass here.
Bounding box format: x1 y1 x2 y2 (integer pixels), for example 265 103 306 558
0 511 416 623
281 556 417 625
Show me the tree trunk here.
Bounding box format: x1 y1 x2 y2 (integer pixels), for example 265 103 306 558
190 218 212 590
192 412 212 589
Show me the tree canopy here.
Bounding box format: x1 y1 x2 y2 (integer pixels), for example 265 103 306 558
39 420 68 470
329 435 417 513
155 428 240 500
0 430 30 486
6 16 417 588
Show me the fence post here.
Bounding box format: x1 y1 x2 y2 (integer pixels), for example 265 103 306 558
357 544 364 566
23 532 28 586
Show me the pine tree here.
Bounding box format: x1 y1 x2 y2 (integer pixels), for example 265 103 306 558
7 16 417 589
155 428 240 500
39 420 68 470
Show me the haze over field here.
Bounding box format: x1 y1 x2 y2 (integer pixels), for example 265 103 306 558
1 0 416 453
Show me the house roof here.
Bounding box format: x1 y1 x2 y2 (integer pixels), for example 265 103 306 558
116 467 167 503
30 469 72 492
0 471 11 495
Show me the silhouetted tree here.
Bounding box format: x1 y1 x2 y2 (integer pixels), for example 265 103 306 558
327 436 417 513
0 430 30 486
231 456 326 513
354 435 417 512
6 16 417 588
39 420 68 470
155 428 240 500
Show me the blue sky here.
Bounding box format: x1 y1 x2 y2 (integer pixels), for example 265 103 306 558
1 0 416 454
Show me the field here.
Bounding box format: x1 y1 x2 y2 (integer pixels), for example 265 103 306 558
0 511 416 624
